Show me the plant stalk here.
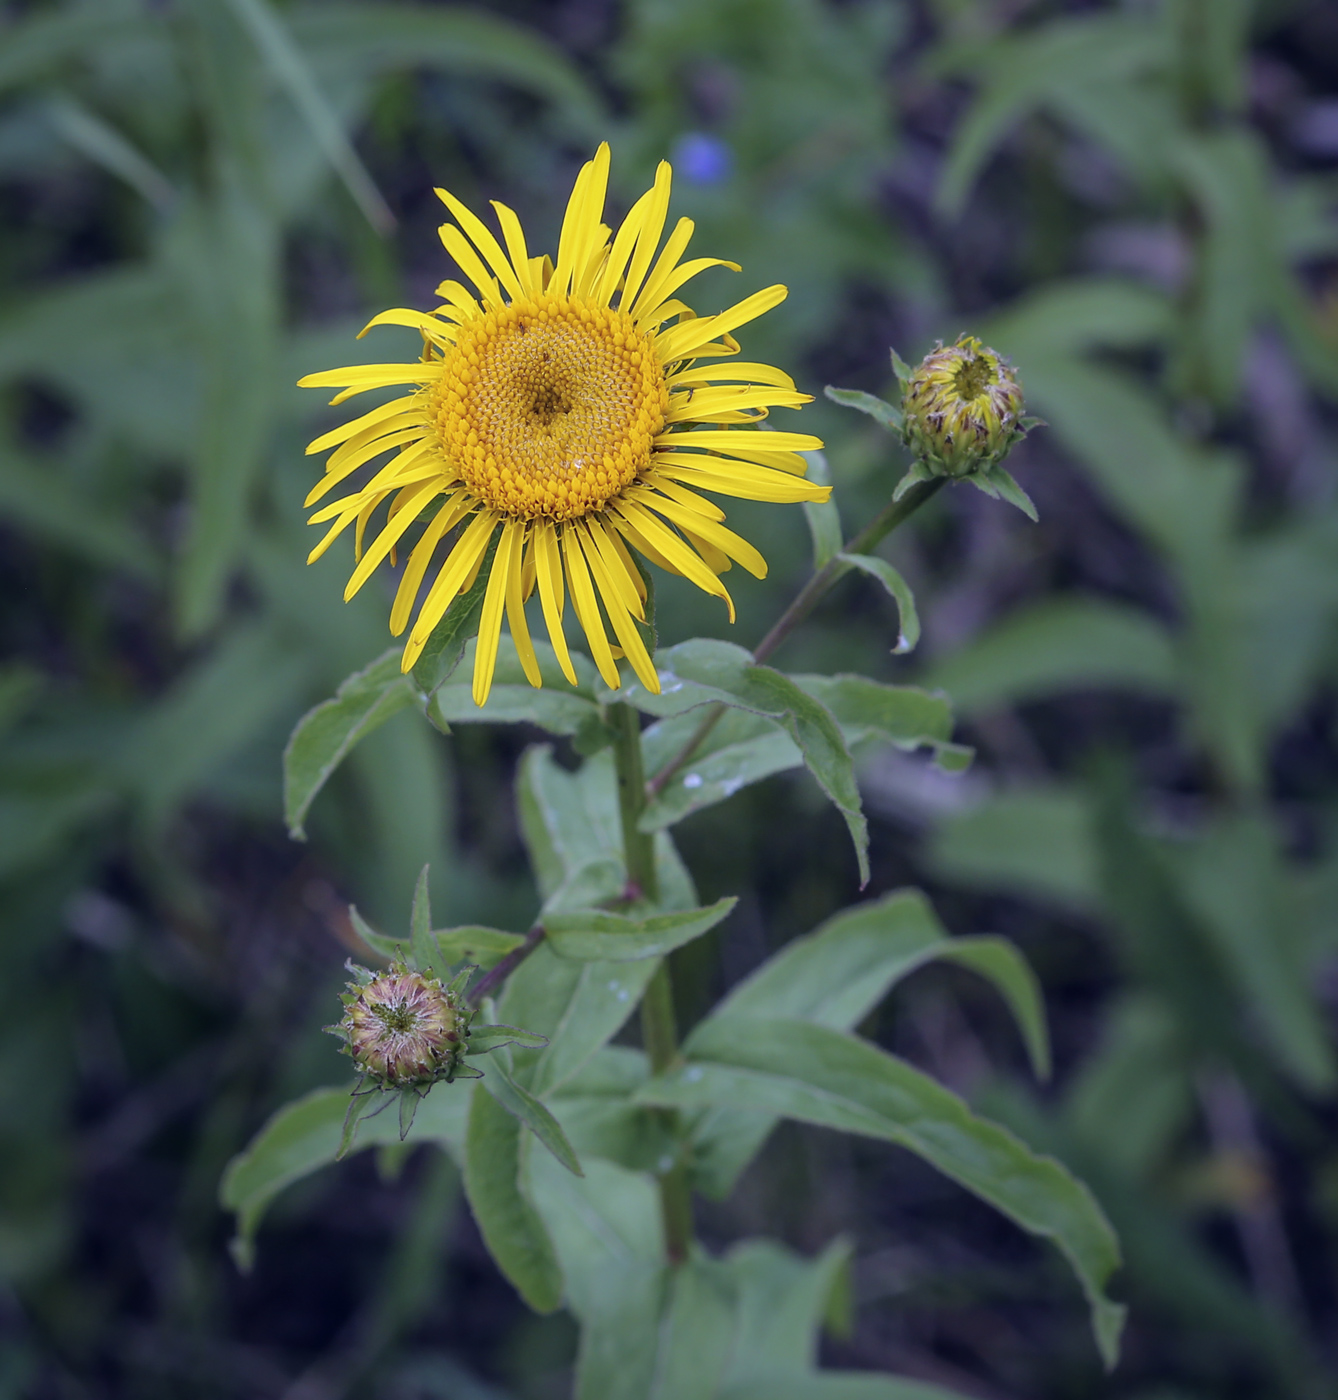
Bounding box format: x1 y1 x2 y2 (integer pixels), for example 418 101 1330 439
609 701 693 1263
645 477 946 798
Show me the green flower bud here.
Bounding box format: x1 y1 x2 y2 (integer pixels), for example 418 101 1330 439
901 335 1026 478
329 962 464 1088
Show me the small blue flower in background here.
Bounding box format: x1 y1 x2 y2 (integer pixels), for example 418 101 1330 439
671 132 732 186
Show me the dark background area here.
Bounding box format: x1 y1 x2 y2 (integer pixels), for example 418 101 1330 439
3 0 1338 1395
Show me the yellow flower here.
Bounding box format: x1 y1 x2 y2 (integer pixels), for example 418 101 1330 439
299 144 829 706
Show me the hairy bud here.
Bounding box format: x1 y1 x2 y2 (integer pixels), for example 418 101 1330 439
901 335 1026 478
329 963 464 1088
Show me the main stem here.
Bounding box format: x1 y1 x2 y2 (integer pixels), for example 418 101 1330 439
646 477 947 798
609 701 694 1264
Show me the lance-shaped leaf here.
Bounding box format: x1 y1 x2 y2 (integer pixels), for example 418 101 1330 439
283 647 416 839
611 640 868 885
686 889 1048 1198
481 1059 582 1175
436 925 526 968
409 864 454 981
638 1017 1126 1368
219 1081 470 1268
467 1023 550 1052
545 897 736 962
719 1375 968 1400
409 535 497 699
794 674 969 772
464 1081 563 1312
823 385 903 433
835 553 919 653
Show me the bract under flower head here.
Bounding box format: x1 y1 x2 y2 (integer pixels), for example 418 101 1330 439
902 335 1026 478
300 143 830 707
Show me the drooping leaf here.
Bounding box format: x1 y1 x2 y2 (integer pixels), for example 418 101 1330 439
480 1058 583 1176
463 1082 563 1312
545 897 736 963
282 648 417 839
639 1018 1126 1368
613 640 868 885
792 673 965 771
219 1081 470 1268
835 553 919 653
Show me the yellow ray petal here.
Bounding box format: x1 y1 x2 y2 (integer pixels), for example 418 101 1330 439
666 387 811 423
640 474 726 521
357 308 453 346
609 498 735 619
667 362 797 391
578 521 659 695
581 513 645 621
390 492 473 635
555 143 610 296
491 200 535 298
504 522 542 689
651 457 831 503
604 524 646 603
472 519 517 706
306 506 359 565
560 522 619 690
655 428 822 457
344 478 442 599
654 284 788 364
595 182 657 307
619 161 672 313
305 429 430 507
534 519 577 686
605 509 682 579
638 491 768 578
439 223 504 310
435 187 525 303
306 395 421 455
403 510 499 670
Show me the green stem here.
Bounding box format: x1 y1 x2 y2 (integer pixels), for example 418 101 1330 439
645 477 946 798
608 701 693 1263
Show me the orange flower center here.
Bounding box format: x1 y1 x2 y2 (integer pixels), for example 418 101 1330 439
433 294 670 520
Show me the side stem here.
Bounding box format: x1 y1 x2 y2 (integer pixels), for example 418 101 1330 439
609 701 694 1264
646 477 946 797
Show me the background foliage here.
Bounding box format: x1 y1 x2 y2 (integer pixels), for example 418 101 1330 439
3 0 1338 1396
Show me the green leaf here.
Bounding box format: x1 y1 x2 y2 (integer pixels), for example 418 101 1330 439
435 926 526 969
834 553 919 653
501 944 661 1099
639 1019 1126 1368
545 897 736 962
45 96 176 212
219 1081 470 1268
467 1023 549 1052
282 648 416 840
800 449 843 570
223 0 394 233
409 864 454 981
973 465 1037 521
0 8 147 95
686 889 1048 1197
613 640 868 886
480 1059 582 1176
823 385 903 433
920 597 1177 717
719 1376 970 1400
429 636 600 735
409 535 498 699
463 1082 563 1312
928 786 1100 913
792 674 962 770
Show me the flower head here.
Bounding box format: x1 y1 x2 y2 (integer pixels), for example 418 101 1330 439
901 335 1025 478
301 144 829 705
330 963 464 1088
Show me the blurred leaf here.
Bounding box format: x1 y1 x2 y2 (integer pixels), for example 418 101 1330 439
0 785 117 883
688 889 1049 1197
463 1083 562 1312
921 597 1178 716
429 636 599 736
545 897 736 962
436 926 526 969
834 553 919 653
224 0 393 233
640 1018 1126 1368
936 15 1167 216
0 7 147 95
927 786 1099 913
1176 812 1335 1092
719 1377 967 1400
0 440 158 578
800 448 842 569
650 1255 738 1400
479 1058 582 1177
982 277 1174 360
220 1082 469 1269
283 647 417 840
44 95 175 211
121 621 310 826
614 639 867 885
500 943 659 1099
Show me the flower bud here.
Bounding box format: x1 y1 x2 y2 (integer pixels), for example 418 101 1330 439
901 335 1026 478
330 963 464 1088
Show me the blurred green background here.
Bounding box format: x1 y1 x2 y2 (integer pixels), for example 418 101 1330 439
4 0 1338 1395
